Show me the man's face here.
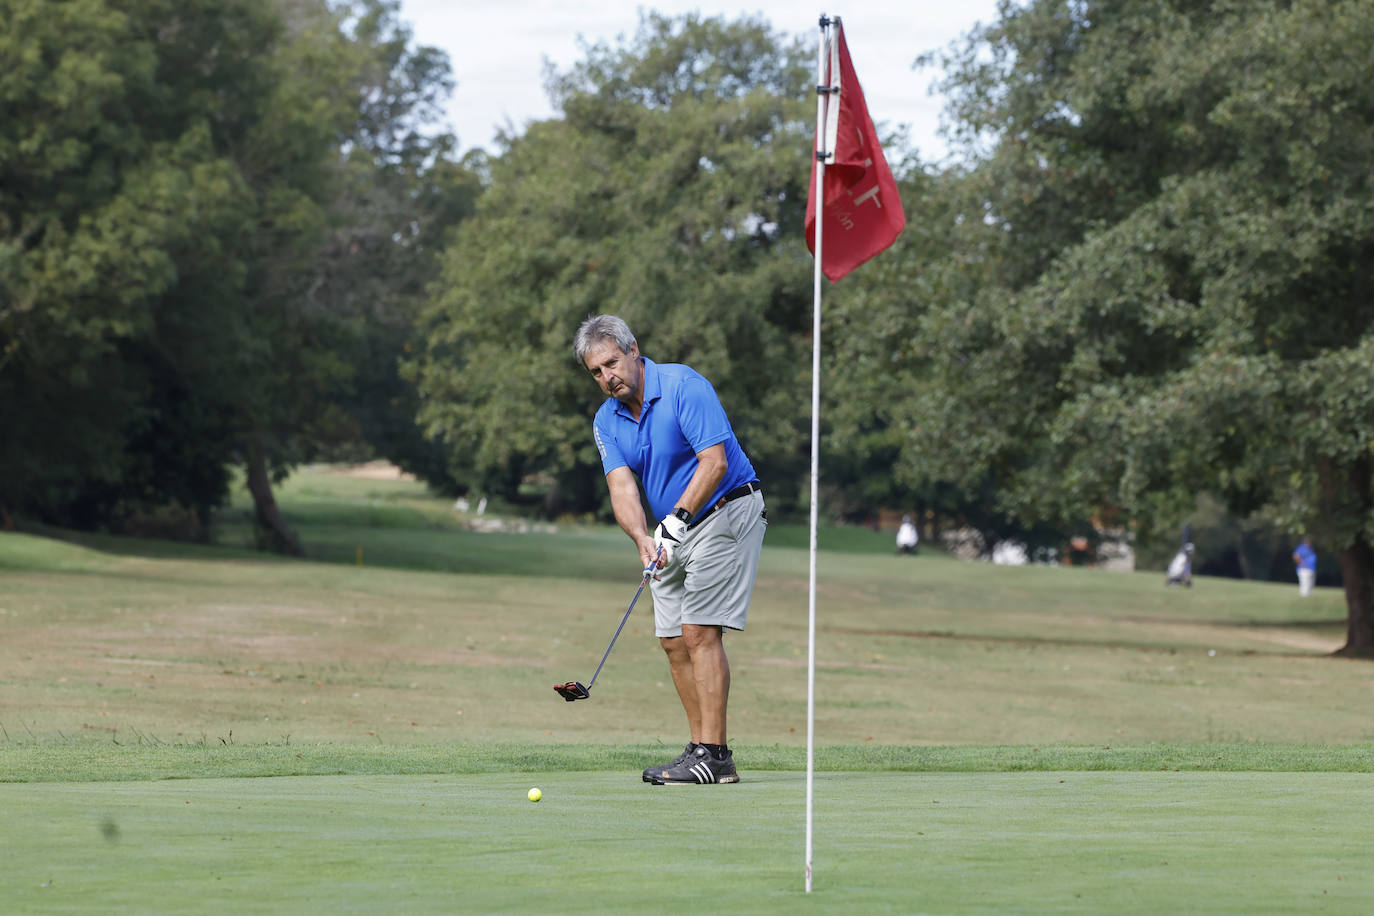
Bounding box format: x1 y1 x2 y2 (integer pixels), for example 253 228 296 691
583 339 641 402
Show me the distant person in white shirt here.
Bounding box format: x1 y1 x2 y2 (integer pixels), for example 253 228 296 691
1165 542 1193 587
896 515 919 555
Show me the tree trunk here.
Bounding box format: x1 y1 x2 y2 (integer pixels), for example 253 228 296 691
1320 453 1374 658
1236 532 1252 580
244 435 305 557
1335 536 1374 658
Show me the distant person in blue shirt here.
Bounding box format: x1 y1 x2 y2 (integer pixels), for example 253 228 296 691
575 315 766 786
1293 537 1317 597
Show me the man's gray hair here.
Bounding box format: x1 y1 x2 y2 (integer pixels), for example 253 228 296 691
573 314 637 365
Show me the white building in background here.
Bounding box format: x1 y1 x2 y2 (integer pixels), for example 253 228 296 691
992 541 1029 566
940 527 1135 571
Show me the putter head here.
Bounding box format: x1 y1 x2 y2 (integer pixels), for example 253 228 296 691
553 681 591 702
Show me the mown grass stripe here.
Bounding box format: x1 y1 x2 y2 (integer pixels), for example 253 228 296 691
3 741 1373 783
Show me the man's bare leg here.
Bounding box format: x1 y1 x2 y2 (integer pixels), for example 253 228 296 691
681 624 730 745
648 626 737 784
661 635 703 741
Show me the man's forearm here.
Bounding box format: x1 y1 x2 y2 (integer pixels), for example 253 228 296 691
606 468 650 542
613 502 649 542
674 444 728 518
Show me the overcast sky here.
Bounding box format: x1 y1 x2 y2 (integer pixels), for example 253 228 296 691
396 1 1001 164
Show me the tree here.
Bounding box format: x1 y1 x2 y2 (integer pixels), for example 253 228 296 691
409 13 816 517
230 0 470 552
0 0 281 530
818 159 1090 555
917 0 1374 652
293 0 484 491
0 0 470 550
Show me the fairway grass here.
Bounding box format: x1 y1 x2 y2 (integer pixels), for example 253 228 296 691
0 522 1362 749
6 771 1373 914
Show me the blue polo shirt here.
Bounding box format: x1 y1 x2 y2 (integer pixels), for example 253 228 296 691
593 357 757 522
1295 542 1317 571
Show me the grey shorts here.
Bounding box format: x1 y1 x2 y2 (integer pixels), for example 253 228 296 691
650 490 766 637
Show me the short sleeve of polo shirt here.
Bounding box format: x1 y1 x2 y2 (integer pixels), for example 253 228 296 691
592 408 627 474
673 374 732 453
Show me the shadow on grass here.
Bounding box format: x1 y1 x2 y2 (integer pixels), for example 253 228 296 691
7 500 907 584
6 520 641 585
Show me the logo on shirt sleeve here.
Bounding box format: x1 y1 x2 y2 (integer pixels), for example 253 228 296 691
593 425 608 460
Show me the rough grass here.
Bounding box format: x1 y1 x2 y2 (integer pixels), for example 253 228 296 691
0 503 1358 751
4 741 1373 784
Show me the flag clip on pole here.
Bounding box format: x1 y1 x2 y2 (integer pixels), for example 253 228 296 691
805 10 835 897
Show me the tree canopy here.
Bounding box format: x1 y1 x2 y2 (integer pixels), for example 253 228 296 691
408 13 817 516
913 0 1374 651
0 0 472 544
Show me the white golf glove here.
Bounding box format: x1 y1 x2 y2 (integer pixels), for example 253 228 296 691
654 513 689 568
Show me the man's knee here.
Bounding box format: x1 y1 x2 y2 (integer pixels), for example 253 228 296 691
681 623 723 653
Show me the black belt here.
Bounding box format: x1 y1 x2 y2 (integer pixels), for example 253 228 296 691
688 480 761 530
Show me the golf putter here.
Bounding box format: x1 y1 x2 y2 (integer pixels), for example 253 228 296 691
554 547 664 701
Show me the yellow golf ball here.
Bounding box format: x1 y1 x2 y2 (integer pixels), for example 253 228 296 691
527 787 542 803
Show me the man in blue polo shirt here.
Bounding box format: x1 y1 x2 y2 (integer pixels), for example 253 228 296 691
574 314 767 785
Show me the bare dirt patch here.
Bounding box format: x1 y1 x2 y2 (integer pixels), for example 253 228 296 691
313 461 416 481
824 614 1345 656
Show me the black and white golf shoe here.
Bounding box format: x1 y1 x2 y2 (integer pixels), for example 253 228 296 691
647 745 739 785
642 743 697 783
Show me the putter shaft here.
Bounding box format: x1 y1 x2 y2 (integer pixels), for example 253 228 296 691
585 547 662 691
555 547 665 700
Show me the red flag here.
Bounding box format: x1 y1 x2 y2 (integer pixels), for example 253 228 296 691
805 20 906 282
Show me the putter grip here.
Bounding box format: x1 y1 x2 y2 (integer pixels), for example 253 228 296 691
643 545 665 578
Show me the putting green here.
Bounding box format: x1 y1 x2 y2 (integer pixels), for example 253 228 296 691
5 770 1371 913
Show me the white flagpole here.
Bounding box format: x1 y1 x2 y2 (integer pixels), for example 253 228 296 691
805 11 833 896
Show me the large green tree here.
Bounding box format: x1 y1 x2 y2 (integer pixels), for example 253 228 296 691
913 0 1374 652
1 0 469 548
0 0 278 530
410 13 816 517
